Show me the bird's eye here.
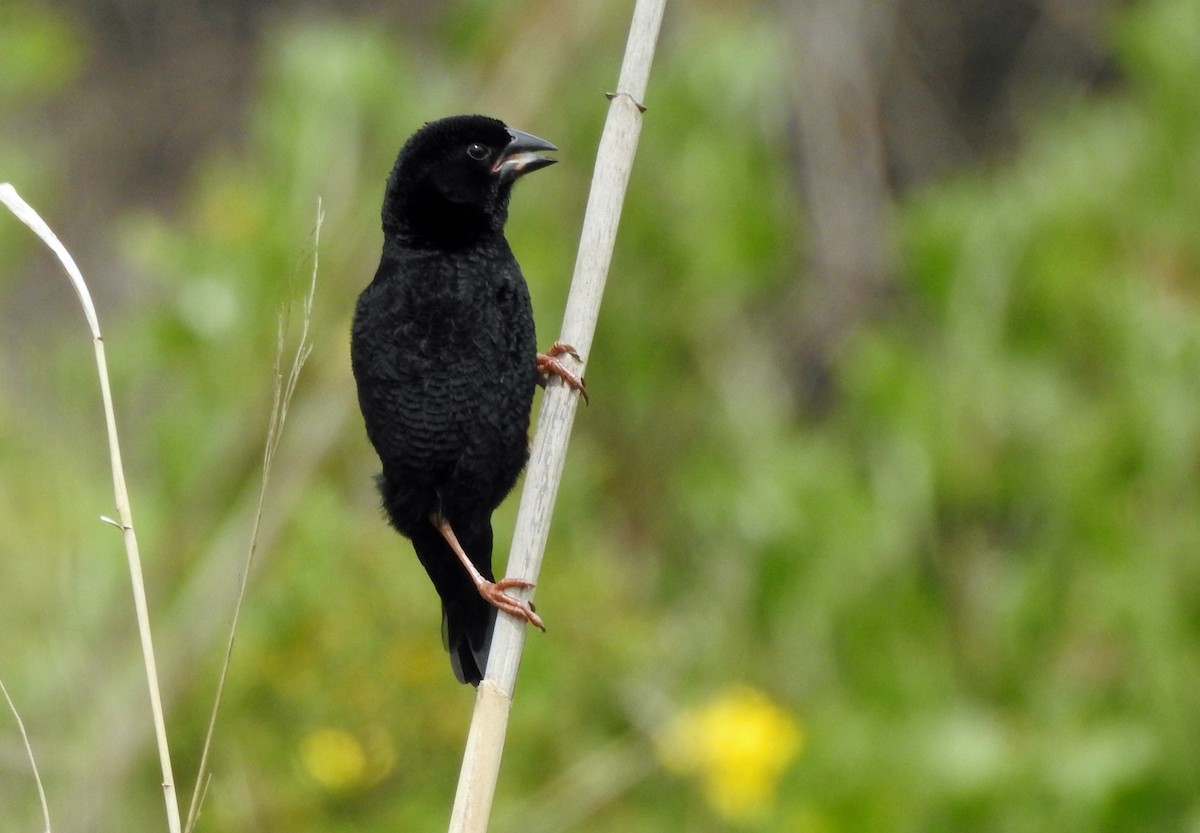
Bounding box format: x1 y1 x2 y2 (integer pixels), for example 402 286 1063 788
466 143 489 161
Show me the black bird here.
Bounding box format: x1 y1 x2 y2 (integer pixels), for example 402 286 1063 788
351 115 585 685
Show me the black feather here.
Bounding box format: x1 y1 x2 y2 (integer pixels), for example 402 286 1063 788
351 115 551 684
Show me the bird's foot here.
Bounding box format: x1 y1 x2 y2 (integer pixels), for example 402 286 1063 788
479 578 546 631
431 512 548 632
537 341 588 404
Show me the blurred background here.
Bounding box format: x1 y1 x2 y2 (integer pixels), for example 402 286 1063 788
2 0 1199 830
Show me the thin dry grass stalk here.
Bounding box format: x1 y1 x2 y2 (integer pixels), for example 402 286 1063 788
0 183 183 833
184 200 323 833
0 676 52 833
446 0 666 830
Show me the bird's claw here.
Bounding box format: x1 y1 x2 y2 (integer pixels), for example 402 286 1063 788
537 341 588 404
480 578 546 631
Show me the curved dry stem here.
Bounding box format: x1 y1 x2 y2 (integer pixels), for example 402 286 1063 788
0 676 52 833
1 183 182 833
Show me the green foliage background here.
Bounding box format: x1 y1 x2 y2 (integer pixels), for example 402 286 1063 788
1 0 1199 831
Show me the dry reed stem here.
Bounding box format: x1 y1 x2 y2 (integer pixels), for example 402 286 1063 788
446 1 666 830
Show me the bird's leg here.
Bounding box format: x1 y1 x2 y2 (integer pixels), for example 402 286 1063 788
431 514 546 631
537 341 588 404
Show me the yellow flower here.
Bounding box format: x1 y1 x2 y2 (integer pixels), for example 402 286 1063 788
656 686 804 823
300 727 367 792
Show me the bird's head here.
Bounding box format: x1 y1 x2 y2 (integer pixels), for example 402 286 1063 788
382 114 557 246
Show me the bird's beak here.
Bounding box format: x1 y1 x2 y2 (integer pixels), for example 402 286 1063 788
494 127 557 184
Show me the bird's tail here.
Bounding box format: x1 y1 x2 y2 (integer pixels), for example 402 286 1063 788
410 517 497 685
